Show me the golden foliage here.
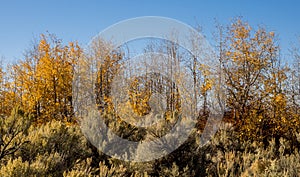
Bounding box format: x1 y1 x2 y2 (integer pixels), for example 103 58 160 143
9 34 82 124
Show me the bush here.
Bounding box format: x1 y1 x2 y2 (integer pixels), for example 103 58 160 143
204 128 300 176
18 120 92 176
0 107 31 163
0 157 31 177
0 115 92 176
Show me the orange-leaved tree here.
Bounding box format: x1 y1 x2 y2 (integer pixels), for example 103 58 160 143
11 34 81 124
221 18 297 141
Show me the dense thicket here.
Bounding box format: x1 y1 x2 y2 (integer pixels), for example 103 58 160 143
0 18 300 176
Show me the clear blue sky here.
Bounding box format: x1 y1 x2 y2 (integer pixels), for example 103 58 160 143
0 0 299 65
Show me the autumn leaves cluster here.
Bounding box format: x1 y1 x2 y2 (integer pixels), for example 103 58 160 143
221 20 299 142
0 35 81 124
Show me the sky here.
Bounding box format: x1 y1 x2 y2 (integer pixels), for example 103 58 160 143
0 0 299 66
